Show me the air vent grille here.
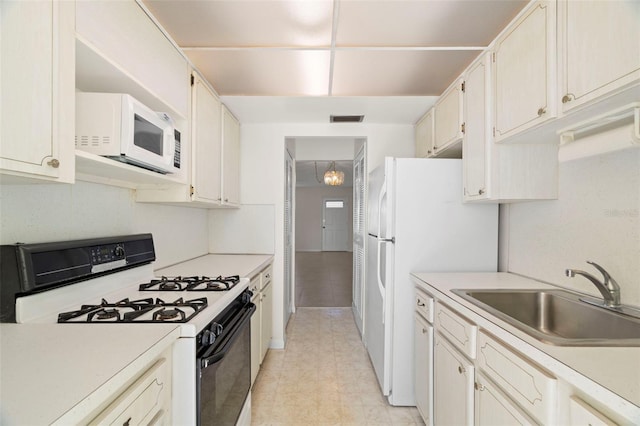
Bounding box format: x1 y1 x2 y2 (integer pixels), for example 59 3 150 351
330 115 364 123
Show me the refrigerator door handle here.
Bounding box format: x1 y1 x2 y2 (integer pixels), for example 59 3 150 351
376 239 386 323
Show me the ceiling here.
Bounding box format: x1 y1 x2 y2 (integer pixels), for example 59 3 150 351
142 0 528 98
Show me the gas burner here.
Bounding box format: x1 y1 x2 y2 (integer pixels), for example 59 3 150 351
57 296 208 324
186 275 240 292
154 308 184 321
138 275 240 292
139 276 199 291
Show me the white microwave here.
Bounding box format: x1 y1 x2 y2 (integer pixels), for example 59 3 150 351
75 93 181 174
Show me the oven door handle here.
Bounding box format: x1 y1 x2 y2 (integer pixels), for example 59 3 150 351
201 303 255 368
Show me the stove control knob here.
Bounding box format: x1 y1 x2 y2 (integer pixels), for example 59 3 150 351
211 322 223 336
202 330 215 346
114 245 125 258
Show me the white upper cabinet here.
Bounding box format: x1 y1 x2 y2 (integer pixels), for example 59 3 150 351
433 79 465 156
463 52 559 203
463 54 490 200
76 1 190 118
221 105 241 206
415 109 435 158
493 0 557 142
192 74 223 204
559 0 640 112
0 0 75 183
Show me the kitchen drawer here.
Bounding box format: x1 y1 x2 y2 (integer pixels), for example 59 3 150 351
249 274 260 295
435 302 477 359
415 288 435 323
569 396 618 426
89 358 170 425
477 331 557 425
260 264 273 290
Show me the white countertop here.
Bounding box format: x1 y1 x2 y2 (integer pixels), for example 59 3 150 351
156 254 273 280
412 272 640 411
0 324 181 425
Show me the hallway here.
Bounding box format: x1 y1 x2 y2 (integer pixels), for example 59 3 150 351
295 251 353 307
250 308 424 425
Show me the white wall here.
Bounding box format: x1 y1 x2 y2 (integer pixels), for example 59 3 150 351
210 122 415 348
503 148 640 306
296 186 353 251
0 181 209 269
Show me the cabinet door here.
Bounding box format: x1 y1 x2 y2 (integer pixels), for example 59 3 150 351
561 0 640 111
494 1 556 141
414 314 433 426
434 334 474 426
260 282 273 362
475 373 536 426
76 1 190 117
463 54 490 200
434 79 464 153
0 0 74 182
191 75 222 203
415 109 434 158
221 105 240 206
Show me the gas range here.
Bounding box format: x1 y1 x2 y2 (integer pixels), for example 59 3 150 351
0 234 249 331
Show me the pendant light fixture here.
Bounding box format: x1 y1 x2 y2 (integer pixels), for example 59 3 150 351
323 161 344 186
314 161 345 186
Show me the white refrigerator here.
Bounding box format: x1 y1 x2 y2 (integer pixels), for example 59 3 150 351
364 157 498 406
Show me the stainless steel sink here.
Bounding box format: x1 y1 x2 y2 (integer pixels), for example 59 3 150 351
452 289 640 346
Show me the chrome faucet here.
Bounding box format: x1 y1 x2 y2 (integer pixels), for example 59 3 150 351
565 261 621 307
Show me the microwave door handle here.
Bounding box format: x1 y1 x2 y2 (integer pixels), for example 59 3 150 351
200 304 255 368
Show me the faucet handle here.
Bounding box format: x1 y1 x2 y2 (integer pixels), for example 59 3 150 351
586 261 619 290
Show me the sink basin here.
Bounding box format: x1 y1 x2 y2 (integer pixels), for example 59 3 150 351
451 289 640 346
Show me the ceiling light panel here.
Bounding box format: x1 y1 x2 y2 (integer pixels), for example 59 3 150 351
336 0 528 47
331 50 480 96
187 49 331 96
143 0 334 47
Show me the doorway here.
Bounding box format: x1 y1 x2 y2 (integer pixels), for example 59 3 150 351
287 137 361 310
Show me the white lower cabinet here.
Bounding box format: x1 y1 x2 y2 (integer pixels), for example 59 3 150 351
250 263 273 386
89 355 172 425
434 333 475 426
414 313 433 425
475 372 536 426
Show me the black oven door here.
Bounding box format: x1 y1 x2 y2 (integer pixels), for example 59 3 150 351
197 302 255 426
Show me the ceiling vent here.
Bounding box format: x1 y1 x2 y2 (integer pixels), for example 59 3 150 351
330 115 364 123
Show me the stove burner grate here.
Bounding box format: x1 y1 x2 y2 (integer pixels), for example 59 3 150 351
138 275 240 292
57 296 208 324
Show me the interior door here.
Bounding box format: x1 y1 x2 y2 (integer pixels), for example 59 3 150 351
352 145 366 337
322 198 349 251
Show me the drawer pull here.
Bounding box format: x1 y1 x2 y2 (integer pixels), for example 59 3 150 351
474 382 485 391
417 301 425 307
47 158 60 168
422 328 428 334
458 365 465 374
123 417 132 426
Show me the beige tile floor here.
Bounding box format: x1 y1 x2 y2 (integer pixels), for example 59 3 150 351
251 308 425 426
295 252 353 307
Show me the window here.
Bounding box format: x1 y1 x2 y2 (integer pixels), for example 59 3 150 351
325 200 344 209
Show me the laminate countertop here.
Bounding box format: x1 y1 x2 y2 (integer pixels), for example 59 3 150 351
156 253 273 280
0 324 181 425
412 272 640 416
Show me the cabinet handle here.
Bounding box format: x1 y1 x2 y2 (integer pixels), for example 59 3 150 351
224 198 229 202
417 301 425 307
474 382 485 391
123 417 132 426
537 107 546 116
478 189 485 195
422 328 428 334
427 150 432 154
433 145 439 151
562 94 573 104
265 273 271 279
47 158 60 168
458 366 465 374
